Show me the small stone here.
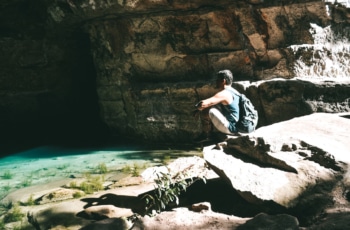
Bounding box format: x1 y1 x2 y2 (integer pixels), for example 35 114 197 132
191 202 211 212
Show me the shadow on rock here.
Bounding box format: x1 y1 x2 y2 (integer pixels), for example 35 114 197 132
77 194 145 218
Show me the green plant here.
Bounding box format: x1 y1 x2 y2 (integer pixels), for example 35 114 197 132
131 163 140 177
0 201 13 211
80 180 103 194
3 204 25 223
142 162 151 169
79 182 94 194
0 220 4 230
71 175 105 194
121 163 143 177
142 172 188 214
83 172 92 179
21 179 32 187
43 171 56 177
122 165 132 173
57 164 69 170
2 171 13 179
73 191 83 198
161 155 172 165
95 163 108 174
2 183 11 192
0 201 12 218
69 181 77 188
22 194 36 206
142 171 206 215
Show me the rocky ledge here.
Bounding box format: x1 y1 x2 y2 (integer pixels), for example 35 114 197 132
2 112 350 229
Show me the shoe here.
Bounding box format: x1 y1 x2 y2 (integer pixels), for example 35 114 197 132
193 132 211 143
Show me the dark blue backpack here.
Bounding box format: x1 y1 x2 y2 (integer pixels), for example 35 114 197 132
234 93 258 133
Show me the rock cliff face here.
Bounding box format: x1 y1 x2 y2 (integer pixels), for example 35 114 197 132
1 0 350 146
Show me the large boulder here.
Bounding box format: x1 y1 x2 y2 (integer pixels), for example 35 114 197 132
204 113 350 210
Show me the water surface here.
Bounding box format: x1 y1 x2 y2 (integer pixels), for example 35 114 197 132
0 144 201 200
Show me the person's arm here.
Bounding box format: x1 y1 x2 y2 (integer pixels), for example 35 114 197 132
198 90 231 110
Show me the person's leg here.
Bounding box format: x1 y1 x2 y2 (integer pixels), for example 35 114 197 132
199 107 212 135
208 108 232 134
193 107 213 143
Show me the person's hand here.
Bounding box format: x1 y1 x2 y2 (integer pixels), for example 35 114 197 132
195 101 203 108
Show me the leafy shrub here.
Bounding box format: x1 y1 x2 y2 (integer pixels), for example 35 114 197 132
142 171 206 215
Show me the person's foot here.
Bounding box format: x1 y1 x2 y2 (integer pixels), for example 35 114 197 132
193 132 211 143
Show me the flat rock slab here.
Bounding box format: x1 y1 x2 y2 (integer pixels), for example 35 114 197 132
251 112 350 164
133 207 249 230
204 113 350 208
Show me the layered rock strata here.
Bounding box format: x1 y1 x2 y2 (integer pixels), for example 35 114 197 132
1 0 350 144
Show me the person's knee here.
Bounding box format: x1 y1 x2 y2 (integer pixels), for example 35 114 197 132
208 108 218 119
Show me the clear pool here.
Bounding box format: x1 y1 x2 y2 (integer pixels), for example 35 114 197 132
0 144 202 200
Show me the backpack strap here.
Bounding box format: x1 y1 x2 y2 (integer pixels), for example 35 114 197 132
225 87 241 99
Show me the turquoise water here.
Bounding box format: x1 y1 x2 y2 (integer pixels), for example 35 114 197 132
0 145 201 200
